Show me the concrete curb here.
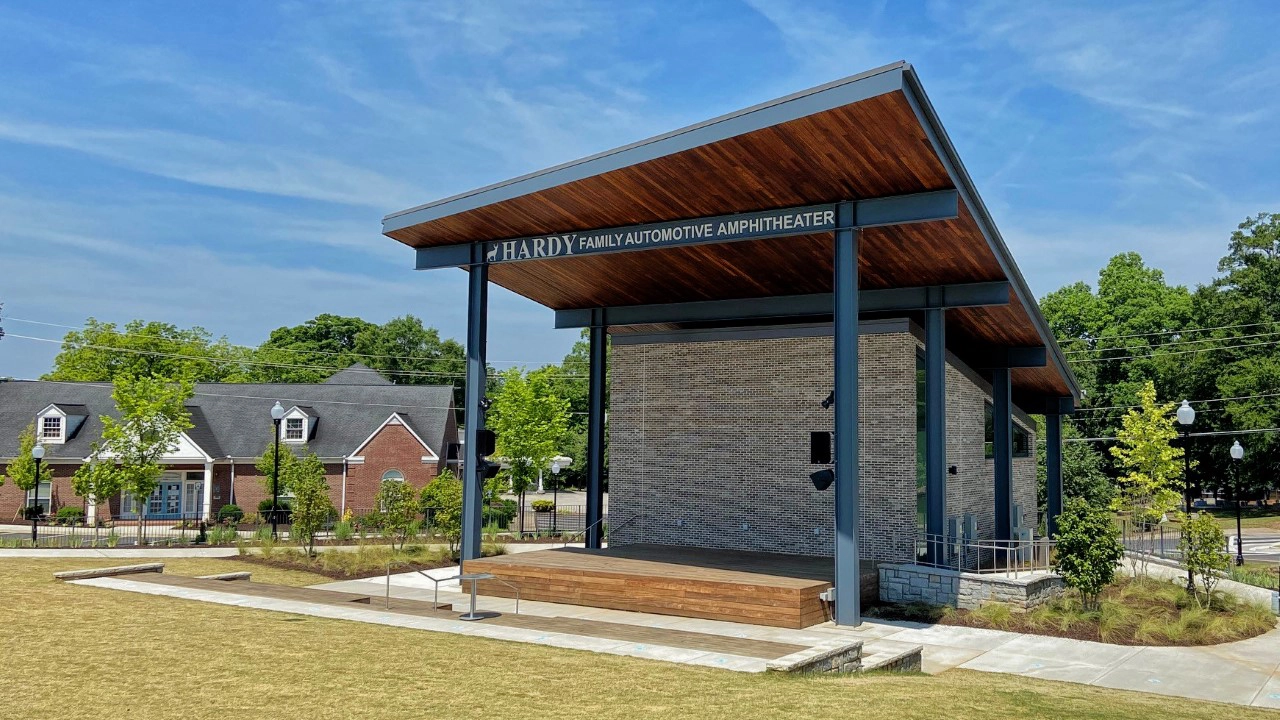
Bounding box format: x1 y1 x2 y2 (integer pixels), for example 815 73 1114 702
195 571 251 581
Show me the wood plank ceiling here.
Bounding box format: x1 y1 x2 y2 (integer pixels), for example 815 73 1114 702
384 88 1072 401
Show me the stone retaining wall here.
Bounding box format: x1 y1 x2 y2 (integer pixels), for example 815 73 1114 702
879 562 1064 611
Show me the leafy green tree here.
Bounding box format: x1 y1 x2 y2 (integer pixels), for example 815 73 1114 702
287 451 332 557
1109 381 1184 573
1054 497 1124 610
1180 513 1229 607
45 318 242 383
98 374 194 544
72 441 119 532
1036 416 1113 517
1 423 54 517
376 479 418 551
420 469 463 557
255 440 303 504
488 367 570 533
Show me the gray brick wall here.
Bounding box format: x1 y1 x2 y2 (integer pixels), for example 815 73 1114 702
608 324 1037 562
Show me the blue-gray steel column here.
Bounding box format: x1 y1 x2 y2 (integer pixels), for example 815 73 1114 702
992 368 1014 541
924 308 947 564
1045 412 1063 538
832 202 861 626
585 309 607 549
461 254 488 562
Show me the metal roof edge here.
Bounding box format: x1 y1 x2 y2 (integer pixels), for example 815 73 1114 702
382 61 908 234
899 65 1082 401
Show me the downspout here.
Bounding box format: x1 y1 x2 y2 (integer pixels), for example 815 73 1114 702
229 457 236 507
341 456 349 516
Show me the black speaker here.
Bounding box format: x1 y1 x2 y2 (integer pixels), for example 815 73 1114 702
810 468 835 491
476 429 496 456
810 431 832 464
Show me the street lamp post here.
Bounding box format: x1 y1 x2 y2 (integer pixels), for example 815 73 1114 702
30 443 45 544
270 401 285 540
1230 440 1245 567
550 460 561 536
1175 400 1196 594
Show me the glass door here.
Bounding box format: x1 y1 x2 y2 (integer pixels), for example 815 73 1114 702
183 474 204 518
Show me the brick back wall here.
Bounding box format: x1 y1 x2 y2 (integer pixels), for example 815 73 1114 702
608 331 918 560
0 463 81 519
607 327 1039 563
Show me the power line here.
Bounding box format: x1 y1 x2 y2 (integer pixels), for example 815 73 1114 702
1062 327 1280 355
0 315 573 368
1066 427 1280 443
1074 391 1280 413
1060 320 1280 345
2 333 592 381
1068 337 1280 363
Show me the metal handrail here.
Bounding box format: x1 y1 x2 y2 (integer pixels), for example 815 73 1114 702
891 530 1056 577
561 513 641 548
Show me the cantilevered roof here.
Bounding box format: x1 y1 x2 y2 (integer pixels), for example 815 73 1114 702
383 62 1079 404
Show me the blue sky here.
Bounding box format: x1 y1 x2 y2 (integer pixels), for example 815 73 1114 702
1 0 1277 380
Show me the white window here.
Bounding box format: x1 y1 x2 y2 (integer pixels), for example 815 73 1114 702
284 417 305 441
41 415 63 442
27 481 53 514
381 469 405 483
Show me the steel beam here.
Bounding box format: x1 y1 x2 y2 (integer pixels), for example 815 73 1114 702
924 308 947 564
1045 412 1063 539
832 203 861 627
553 281 1009 329
460 255 488 562
971 346 1047 370
992 368 1014 542
414 190 959 271
585 310 607 549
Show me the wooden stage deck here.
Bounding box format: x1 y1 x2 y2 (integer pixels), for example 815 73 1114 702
464 544 876 629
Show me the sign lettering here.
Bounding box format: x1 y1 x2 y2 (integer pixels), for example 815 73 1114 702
485 205 837 263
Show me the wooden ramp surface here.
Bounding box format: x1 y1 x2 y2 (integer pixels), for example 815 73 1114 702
464 544 867 629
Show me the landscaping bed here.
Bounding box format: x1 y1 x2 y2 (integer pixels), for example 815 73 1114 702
867 577 1275 646
221 542 506 581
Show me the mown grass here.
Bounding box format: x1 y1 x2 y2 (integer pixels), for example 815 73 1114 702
1229 561 1280 591
1206 505 1280 530
2 557 1278 720
945 577 1275 645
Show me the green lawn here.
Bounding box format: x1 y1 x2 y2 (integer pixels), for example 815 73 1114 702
1206 505 1280 531
1 557 1275 720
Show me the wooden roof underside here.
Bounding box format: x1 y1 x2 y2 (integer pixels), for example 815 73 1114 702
383 64 1076 403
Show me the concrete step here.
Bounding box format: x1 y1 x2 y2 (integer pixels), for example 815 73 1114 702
859 641 923 673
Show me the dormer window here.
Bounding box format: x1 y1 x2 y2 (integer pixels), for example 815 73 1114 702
284 417 305 442
40 415 64 443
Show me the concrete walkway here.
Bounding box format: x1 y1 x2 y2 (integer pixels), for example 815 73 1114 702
0 542 576 559
66 564 1280 708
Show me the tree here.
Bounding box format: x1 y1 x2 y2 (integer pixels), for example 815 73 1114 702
1036 416 1113 518
255 440 303 507
1054 497 1124 611
72 441 120 534
1109 381 1184 572
420 469 463 557
98 373 194 544
545 330 607 490
1 423 53 517
288 451 332 557
1180 513 1229 608
45 318 242 383
377 479 418 551
487 367 570 534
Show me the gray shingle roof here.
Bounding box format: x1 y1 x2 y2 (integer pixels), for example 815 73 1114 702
322 362 393 386
0 367 454 462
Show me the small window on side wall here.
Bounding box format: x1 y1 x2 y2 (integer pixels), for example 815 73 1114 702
381 469 405 483
983 402 1031 458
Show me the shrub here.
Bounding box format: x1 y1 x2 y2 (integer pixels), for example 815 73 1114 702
333 520 354 542
531 500 555 512
258 498 292 524
376 480 418 551
421 470 464 555
206 525 240 545
483 499 517 529
55 506 86 525
1181 513 1229 607
217 504 244 523
1055 497 1124 610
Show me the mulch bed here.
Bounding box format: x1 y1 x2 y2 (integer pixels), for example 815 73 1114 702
221 553 459 581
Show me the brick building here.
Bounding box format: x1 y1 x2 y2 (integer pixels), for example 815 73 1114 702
0 364 458 521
